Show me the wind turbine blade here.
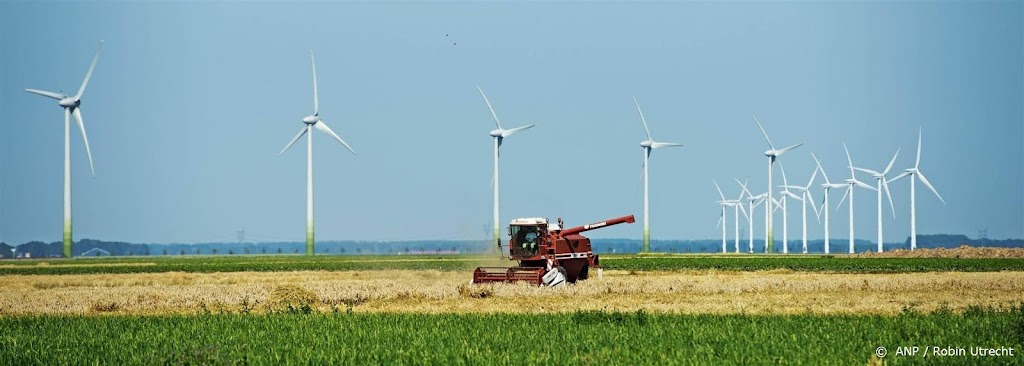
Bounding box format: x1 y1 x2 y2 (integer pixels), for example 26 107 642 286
836 187 850 211
843 142 855 178
476 85 502 130
735 178 753 198
716 215 723 229
854 180 876 191
736 179 748 201
310 51 319 115
775 143 803 156
812 153 831 184
853 167 881 176
784 191 802 201
738 203 749 221
806 166 818 189
500 124 535 138
633 97 652 140
807 192 820 220
915 128 922 169
887 171 911 184
883 180 896 219
71 108 95 176
76 41 103 100
25 89 65 100
916 171 945 204
778 159 790 187
883 147 901 175
714 180 726 201
639 147 651 182
278 127 308 156
751 115 775 150
314 120 356 154
651 142 683 149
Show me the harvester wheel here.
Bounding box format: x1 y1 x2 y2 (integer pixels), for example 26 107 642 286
579 265 589 281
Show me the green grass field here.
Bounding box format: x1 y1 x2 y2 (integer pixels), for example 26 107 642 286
2 254 1023 275
1 307 1021 365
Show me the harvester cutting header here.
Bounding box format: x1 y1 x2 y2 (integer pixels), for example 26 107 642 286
473 214 635 286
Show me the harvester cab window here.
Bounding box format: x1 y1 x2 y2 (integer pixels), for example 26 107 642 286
510 225 540 257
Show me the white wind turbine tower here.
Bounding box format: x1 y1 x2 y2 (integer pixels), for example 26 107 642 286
752 116 803 253
852 148 900 252
813 153 845 254
715 180 748 253
774 162 802 254
635 98 682 253
888 128 944 251
737 179 767 254
478 86 535 253
835 143 877 254
714 184 728 253
781 165 819 253
774 192 795 254
25 42 102 258
279 51 356 256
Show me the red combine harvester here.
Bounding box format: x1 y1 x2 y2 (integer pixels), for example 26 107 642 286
473 214 635 286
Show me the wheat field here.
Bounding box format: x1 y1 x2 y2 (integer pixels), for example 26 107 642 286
1 269 1021 315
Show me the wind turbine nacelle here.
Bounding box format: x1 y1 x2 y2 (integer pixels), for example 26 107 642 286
764 150 776 157
302 116 318 125
640 140 653 148
59 98 79 108
489 129 502 137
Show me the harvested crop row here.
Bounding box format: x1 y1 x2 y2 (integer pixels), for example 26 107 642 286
1 270 1021 315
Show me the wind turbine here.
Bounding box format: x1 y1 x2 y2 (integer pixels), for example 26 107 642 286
478 86 535 253
635 98 682 253
24 41 102 258
781 165 819 253
737 179 767 254
752 116 803 253
853 148 900 252
813 153 845 254
888 128 944 251
278 51 356 256
715 180 748 253
835 143 876 254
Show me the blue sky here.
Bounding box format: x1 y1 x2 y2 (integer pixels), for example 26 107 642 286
1 1 1021 244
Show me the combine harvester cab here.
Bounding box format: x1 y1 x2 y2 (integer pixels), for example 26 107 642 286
473 215 635 286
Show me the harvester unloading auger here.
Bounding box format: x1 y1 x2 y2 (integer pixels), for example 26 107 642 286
473 214 635 286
